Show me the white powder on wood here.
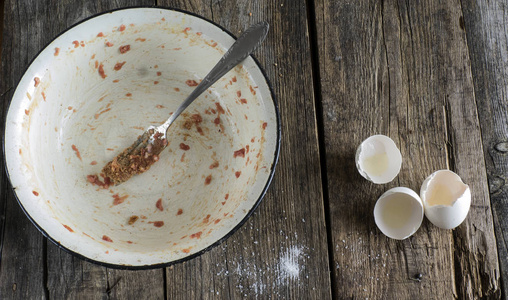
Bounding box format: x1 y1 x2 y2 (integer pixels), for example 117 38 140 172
276 245 304 284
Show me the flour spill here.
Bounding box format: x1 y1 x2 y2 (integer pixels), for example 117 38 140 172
277 245 303 284
211 242 308 298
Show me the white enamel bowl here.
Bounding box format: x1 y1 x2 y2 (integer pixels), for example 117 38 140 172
4 8 279 268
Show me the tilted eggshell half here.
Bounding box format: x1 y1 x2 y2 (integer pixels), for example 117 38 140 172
420 170 471 230
356 135 402 184
374 187 424 240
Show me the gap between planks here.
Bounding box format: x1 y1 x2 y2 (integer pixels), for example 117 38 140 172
304 0 338 299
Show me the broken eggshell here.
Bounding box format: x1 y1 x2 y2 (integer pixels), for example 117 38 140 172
374 187 424 240
420 170 471 230
355 135 402 184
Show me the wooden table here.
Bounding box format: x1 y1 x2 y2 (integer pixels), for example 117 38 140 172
0 0 506 299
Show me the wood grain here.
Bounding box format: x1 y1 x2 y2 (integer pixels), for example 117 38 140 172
314 0 500 298
461 0 508 297
0 1 166 299
160 0 332 299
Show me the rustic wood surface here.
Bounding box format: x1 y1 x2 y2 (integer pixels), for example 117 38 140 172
0 0 506 299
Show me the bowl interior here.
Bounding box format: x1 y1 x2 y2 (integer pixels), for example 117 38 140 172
4 8 278 267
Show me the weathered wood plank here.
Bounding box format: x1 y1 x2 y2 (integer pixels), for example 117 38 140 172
160 0 332 299
461 0 508 297
0 1 55 298
314 0 500 298
0 0 167 299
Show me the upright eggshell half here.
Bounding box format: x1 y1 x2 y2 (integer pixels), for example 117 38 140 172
355 135 402 184
374 187 424 240
420 170 471 230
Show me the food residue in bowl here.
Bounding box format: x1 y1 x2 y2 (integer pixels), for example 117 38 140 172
100 129 168 185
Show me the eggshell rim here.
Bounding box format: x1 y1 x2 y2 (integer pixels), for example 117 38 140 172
355 134 402 184
420 169 470 208
374 187 424 240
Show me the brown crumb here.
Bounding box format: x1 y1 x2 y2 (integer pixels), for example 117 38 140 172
128 216 139 225
156 198 163 211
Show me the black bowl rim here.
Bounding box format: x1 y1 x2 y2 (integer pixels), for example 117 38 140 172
2 5 281 270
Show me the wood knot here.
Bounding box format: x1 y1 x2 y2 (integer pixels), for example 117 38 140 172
494 142 508 153
489 175 505 194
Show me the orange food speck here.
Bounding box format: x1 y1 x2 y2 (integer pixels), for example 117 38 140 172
190 231 202 239
32 190 39 196
98 63 106 78
127 241 133 244
34 77 40 87
113 79 119 83
225 194 229 200
151 221 164 227
80 41 85 47
234 148 245 158
63 224 74 232
237 91 241 97
94 108 111 119
71 144 82 160
177 208 183 215
203 214 211 223
182 248 191 253
119 45 130 53
126 93 132 97
205 175 212 185
154 81 159 85
72 40 79 48
97 32 104 37
102 235 113 242
240 98 247 104
118 24 126 32
215 102 225 114
25 109 29 115
156 198 163 211
180 143 190 151
157 71 162 76
209 161 219 169
154 65 158 68
90 161 97 165
156 104 164 109
112 193 128 205
135 37 146 42
214 117 221 124
235 171 241 178
174 87 180 92
114 61 126 70
232 76 237 82
54 47 60 56
106 41 114 47
250 85 256 95
262 122 268 130
214 219 221 224
41 92 46 101
186 79 198 86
